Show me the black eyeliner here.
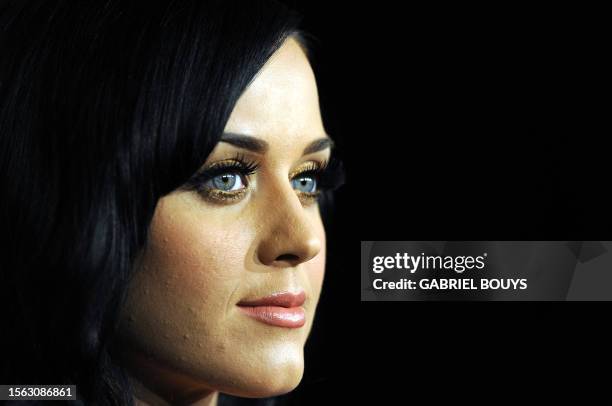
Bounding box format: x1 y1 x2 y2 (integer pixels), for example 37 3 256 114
293 156 345 192
185 154 260 190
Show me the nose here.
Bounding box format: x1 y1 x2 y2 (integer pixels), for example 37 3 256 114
256 184 322 268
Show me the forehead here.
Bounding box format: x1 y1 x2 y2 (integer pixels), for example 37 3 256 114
224 37 326 147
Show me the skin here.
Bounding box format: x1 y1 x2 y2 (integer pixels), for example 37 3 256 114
111 36 330 406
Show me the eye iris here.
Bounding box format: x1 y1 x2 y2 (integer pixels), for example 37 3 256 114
213 173 237 191
292 176 316 193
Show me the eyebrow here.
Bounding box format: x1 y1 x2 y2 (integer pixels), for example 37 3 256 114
221 132 269 153
303 137 334 155
220 132 333 155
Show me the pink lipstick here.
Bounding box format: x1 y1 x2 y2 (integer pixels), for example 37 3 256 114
236 291 306 328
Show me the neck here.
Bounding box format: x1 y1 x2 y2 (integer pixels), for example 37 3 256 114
130 374 219 406
110 341 219 406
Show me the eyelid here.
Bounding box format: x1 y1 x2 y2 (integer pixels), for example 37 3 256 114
289 159 329 180
199 154 260 178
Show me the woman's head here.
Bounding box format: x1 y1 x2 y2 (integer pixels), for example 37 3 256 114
111 36 332 403
0 0 341 403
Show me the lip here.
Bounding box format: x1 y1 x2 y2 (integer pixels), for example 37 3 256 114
236 291 306 328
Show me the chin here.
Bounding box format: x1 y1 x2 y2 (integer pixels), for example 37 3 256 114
219 351 305 398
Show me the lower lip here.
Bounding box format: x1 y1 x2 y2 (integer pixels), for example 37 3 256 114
236 305 306 328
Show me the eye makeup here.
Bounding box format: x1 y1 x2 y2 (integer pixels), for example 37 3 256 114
182 152 345 205
289 157 345 206
183 153 260 204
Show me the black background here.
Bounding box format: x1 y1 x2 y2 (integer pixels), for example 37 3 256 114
286 2 611 404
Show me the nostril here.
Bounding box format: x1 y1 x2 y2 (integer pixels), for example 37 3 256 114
275 253 300 263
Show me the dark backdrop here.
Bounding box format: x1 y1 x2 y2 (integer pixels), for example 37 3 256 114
286 2 610 404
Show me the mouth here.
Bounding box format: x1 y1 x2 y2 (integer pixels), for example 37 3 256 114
236 291 306 328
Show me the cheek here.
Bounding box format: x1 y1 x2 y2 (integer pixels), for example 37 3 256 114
139 197 251 321
115 196 256 389
146 201 250 308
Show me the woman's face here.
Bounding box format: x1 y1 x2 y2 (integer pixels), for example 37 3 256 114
113 37 329 403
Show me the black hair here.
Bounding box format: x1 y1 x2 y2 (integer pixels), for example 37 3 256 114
0 1 329 404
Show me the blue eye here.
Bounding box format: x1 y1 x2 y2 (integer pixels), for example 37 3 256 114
291 176 317 193
206 172 245 192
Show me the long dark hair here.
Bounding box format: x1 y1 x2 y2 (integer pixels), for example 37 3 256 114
0 1 317 404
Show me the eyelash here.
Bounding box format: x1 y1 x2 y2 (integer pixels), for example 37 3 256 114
183 153 344 205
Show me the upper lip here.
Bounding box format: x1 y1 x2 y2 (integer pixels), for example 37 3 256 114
237 291 306 308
